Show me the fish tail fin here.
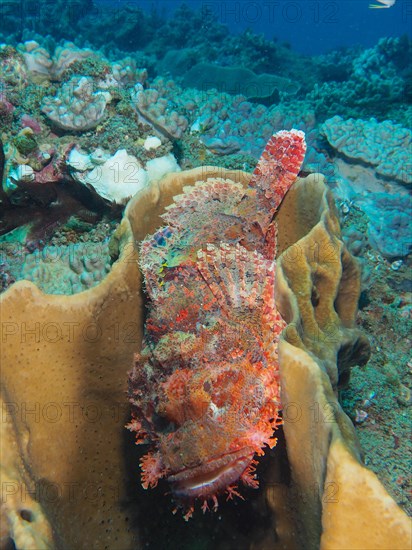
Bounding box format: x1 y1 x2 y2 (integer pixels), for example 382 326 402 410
248 129 306 223
239 130 306 244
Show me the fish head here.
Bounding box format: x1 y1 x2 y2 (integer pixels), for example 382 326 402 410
154 356 280 510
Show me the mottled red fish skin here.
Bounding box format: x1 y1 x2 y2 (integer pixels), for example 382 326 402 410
127 130 306 518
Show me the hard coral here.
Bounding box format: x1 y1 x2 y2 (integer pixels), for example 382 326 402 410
322 115 412 185
273 174 411 549
1 163 410 548
18 40 53 80
68 147 148 205
41 76 111 131
131 81 188 140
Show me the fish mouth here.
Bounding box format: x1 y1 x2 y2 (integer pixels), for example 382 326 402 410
167 448 254 500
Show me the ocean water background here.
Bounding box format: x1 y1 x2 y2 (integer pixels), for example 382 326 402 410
95 0 412 54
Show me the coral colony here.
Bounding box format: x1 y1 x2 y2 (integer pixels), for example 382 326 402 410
127 131 306 519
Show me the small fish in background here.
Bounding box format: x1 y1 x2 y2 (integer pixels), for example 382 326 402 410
369 0 396 8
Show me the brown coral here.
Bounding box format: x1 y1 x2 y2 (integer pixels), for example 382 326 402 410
273 173 410 548
0 166 410 549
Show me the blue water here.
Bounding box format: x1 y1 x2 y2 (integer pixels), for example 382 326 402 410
96 0 412 54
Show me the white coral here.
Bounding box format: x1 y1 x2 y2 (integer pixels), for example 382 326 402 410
70 149 148 205
41 76 111 131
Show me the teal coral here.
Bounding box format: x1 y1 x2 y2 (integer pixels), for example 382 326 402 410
322 116 412 185
308 37 410 119
18 242 111 294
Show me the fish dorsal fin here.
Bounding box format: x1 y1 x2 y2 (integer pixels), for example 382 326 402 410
162 178 245 230
196 242 286 347
140 179 250 299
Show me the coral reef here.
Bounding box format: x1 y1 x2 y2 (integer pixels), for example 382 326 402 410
329 158 412 259
19 241 111 294
308 36 411 120
0 217 115 294
1 33 409 266
0 6 411 545
0 43 183 237
322 115 412 185
1 164 410 549
41 75 111 131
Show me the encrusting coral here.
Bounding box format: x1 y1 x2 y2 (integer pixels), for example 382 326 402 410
41 75 111 131
322 115 412 185
1 151 411 548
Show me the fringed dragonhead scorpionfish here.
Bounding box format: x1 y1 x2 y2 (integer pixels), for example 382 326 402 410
127 130 307 519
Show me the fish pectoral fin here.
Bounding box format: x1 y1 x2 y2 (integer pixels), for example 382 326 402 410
196 242 273 318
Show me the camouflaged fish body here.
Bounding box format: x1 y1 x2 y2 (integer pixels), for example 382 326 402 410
128 130 306 519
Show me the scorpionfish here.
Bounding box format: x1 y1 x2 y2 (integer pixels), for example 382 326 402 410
127 129 306 519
